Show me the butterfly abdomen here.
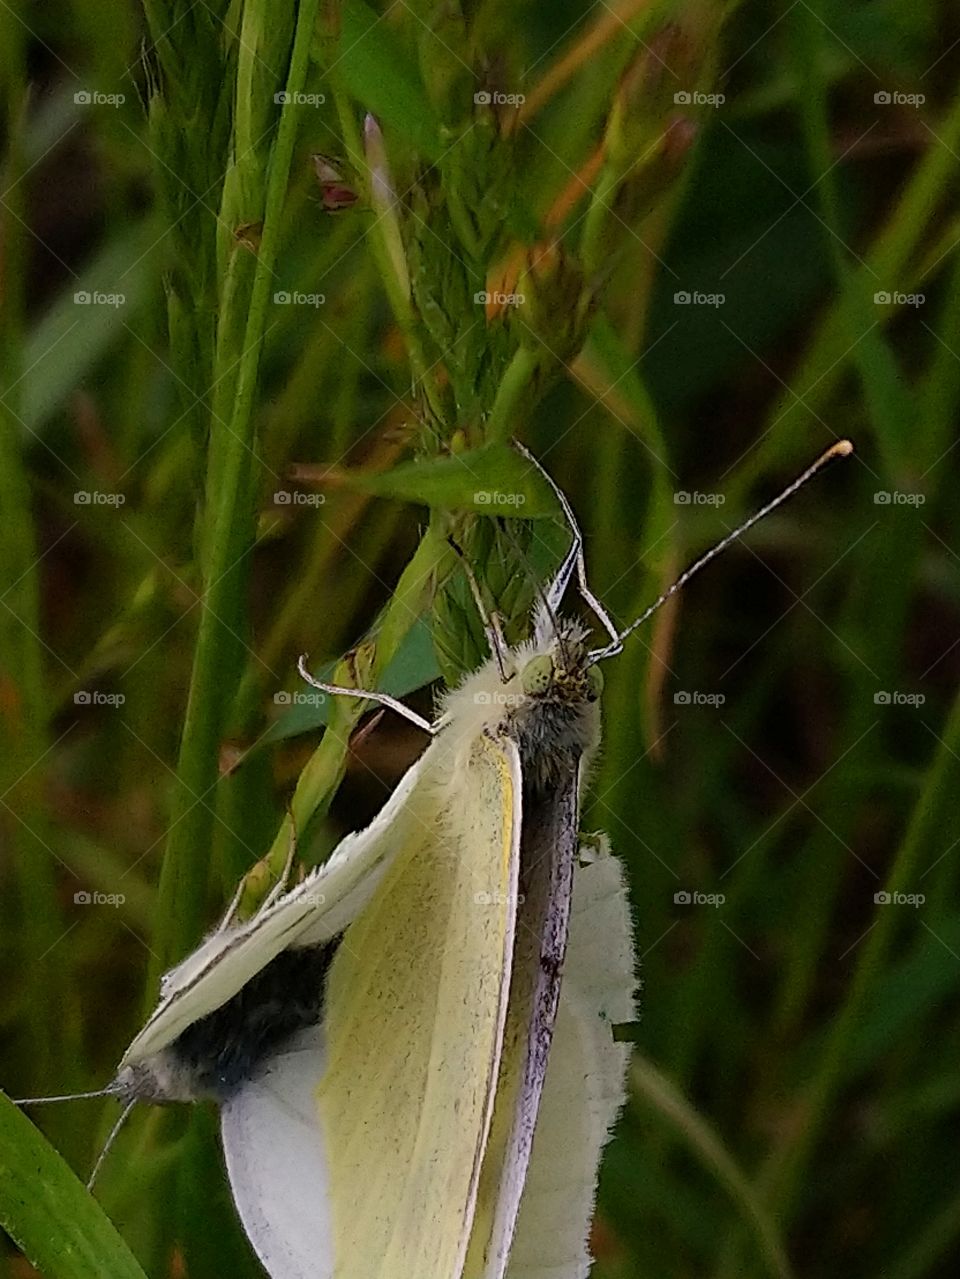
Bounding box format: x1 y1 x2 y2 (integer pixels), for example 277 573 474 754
121 940 340 1104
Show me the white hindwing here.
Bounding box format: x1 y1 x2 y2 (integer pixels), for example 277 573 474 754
504 842 636 1279
221 1025 331 1279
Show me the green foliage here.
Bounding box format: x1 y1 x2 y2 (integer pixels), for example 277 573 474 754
0 1096 148 1279
1 1 959 1277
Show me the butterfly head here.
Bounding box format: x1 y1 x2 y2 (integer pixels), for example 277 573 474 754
518 630 603 707
480 619 602 793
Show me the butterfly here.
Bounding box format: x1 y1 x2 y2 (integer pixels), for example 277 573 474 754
15 438 852 1279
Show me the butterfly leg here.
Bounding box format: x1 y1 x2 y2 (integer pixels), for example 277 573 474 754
257 813 299 913
514 440 621 649
297 656 437 735
446 536 515 680
214 875 248 934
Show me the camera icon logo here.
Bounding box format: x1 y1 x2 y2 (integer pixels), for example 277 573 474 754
673 290 691 304
874 91 891 105
674 91 692 105
274 491 292 504
274 291 291 304
474 91 492 105
873 691 891 704
74 691 91 704
74 890 91 904
74 90 92 105
674 890 692 904
273 691 292 705
474 691 492 705
874 891 891 904
673 691 691 705
274 91 291 105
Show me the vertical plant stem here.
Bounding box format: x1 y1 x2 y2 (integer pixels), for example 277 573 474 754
485 345 542 442
151 0 322 984
329 85 445 425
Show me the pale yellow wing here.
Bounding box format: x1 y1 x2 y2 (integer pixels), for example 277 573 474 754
121 748 432 1068
318 729 521 1279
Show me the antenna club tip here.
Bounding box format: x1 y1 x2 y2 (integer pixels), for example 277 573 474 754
833 438 854 457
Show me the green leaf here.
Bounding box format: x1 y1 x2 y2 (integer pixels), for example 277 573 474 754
334 443 559 516
21 223 154 431
337 0 441 159
0 1093 148 1279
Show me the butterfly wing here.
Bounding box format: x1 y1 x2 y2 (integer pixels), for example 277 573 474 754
221 1025 331 1279
504 841 636 1279
120 746 433 1070
463 766 581 1279
221 729 522 1279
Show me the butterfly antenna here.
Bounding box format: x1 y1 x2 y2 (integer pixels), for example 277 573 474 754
590 439 855 661
87 1097 137 1191
12 1085 122 1105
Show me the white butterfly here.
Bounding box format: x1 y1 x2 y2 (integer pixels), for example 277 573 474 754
17 439 852 1279
115 446 636 1279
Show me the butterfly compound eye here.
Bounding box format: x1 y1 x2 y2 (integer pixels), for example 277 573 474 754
521 653 555 696
585 664 604 702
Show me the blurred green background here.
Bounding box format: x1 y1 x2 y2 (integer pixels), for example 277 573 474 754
1 1 958 1277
